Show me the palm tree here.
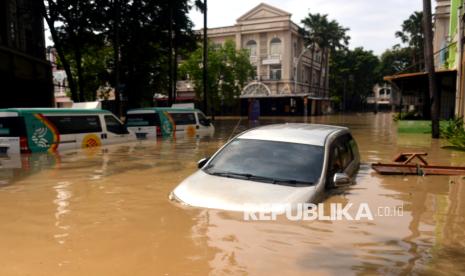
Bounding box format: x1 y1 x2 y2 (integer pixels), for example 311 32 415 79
301 13 349 96
323 20 350 95
300 14 329 93
395 11 424 71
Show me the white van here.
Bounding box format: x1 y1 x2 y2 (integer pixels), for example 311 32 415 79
0 108 133 153
126 107 214 139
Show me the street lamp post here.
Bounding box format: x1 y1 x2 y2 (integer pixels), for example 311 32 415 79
202 0 208 115
294 45 312 117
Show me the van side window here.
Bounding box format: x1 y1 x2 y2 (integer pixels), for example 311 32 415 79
197 112 210 126
0 117 27 137
47 116 102 134
169 113 196 125
105 115 129 134
126 113 160 127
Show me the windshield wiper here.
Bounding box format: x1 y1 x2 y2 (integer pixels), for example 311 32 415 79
208 171 313 186
209 171 253 180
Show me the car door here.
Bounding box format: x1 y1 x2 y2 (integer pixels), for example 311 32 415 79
325 134 356 188
195 111 213 136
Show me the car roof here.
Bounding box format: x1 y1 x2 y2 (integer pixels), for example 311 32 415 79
127 107 201 113
0 108 112 115
237 123 348 146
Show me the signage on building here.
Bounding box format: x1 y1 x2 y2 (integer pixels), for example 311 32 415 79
262 58 281 65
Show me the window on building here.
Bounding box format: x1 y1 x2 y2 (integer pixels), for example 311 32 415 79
246 40 257 57
252 66 258 80
315 51 321 62
270 65 281 80
270 37 281 58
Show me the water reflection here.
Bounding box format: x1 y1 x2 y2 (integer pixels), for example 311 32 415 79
0 113 464 275
54 181 72 245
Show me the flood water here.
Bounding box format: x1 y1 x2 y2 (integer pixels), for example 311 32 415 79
1 113 465 275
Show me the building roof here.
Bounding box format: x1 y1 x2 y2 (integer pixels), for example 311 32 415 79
236 3 291 22
200 3 300 37
238 123 348 146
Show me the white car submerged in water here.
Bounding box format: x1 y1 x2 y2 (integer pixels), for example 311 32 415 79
170 123 360 212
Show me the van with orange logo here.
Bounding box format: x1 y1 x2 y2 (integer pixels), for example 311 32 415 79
0 108 133 154
126 107 214 139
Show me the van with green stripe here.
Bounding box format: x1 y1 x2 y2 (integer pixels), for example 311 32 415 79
0 108 133 154
126 107 214 139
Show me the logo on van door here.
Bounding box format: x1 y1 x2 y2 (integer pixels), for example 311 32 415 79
27 114 60 152
186 125 196 137
31 127 49 148
159 112 176 137
82 134 101 148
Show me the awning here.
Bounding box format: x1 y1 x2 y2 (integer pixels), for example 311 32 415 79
384 69 456 82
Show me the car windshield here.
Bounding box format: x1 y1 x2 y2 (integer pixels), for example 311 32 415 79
204 138 324 186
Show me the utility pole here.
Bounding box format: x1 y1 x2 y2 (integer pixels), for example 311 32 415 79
202 0 208 115
168 4 173 107
423 0 440 138
113 0 122 117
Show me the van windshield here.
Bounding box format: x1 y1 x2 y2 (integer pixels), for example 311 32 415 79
204 138 324 186
0 117 27 137
126 113 160 127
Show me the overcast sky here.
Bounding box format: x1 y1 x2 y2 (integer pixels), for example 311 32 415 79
189 0 424 55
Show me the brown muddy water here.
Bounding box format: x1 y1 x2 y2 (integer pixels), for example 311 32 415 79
1 113 465 275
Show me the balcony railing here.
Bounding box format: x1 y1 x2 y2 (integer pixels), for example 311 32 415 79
262 55 281 65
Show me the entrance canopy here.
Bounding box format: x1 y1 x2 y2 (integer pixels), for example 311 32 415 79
240 82 271 98
384 69 456 87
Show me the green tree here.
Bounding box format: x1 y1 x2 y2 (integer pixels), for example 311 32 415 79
301 13 350 92
377 45 413 78
59 44 113 101
395 11 424 71
101 0 197 108
179 40 254 114
44 0 198 108
330 48 380 111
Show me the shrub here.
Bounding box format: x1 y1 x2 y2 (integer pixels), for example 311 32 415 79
440 117 465 149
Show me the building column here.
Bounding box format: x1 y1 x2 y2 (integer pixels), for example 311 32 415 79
235 31 242 51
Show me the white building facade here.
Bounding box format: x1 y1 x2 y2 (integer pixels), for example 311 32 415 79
191 3 331 115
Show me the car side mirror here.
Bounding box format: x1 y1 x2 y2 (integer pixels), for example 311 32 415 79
197 157 210 169
333 173 352 187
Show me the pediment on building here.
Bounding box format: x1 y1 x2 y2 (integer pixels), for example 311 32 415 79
237 3 291 22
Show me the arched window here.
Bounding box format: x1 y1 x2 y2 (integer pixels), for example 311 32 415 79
246 40 257 57
270 37 281 58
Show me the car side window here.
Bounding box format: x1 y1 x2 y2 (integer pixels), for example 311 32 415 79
340 143 352 168
328 145 343 175
105 115 129 134
197 112 210 126
348 137 358 159
328 134 354 174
